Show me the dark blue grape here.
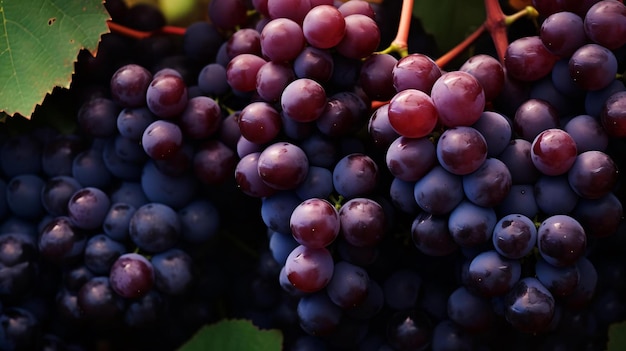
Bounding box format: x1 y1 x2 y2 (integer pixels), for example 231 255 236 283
448 200 497 248
178 199 220 244
6 174 45 220
504 277 555 333
297 291 342 337
109 253 155 299
72 148 114 188
84 234 126 275
151 248 193 295
129 203 181 253
67 187 111 230
413 166 464 215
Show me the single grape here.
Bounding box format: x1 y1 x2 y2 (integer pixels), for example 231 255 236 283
459 54 505 102
110 63 152 108
430 71 486 127
569 43 618 91
284 245 334 293
392 53 441 94
332 153 378 199
335 14 380 59
504 36 558 82
260 18 306 62
387 89 438 138
109 253 155 299
584 0 626 50
413 165 464 215
257 142 309 190
537 215 587 267
492 213 537 259
145 72 188 119
567 150 618 199
339 197 387 248
302 5 346 49
280 78 327 123
531 128 578 176
436 126 488 176
504 277 555 333
290 198 340 249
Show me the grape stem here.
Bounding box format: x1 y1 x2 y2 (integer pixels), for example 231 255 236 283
106 20 186 40
376 0 413 57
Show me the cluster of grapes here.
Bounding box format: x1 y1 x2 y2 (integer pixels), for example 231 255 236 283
0 0 624 350
221 0 626 350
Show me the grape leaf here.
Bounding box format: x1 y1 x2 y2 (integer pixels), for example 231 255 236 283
412 0 485 53
0 0 109 118
177 319 283 351
607 321 626 350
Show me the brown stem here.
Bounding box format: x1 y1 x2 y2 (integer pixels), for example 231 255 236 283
483 0 508 63
434 23 486 68
107 21 186 40
391 0 414 56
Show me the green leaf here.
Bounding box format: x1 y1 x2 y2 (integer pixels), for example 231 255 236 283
0 0 109 118
412 0 485 53
607 321 626 350
178 319 283 351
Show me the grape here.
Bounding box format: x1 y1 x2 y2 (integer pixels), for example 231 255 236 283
197 63 230 97
462 158 512 208
335 14 380 59
280 78 327 123
459 54 505 102
436 126 487 176
183 22 223 63
389 178 420 214
178 96 222 140
467 250 521 297
551 58 586 98
431 319 475 351
531 128 578 176
297 291 342 336
387 89 438 138
302 5 346 49
208 0 248 30
392 53 441 94
584 0 626 50
569 44 618 91
41 176 81 217
504 36 558 82
141 161 198 209
260 18 306 62
572 192 623 238
257 142 309 190
447 286 494 333
290 198 340 249
67 187 111 230
564 256 598 309
332 153 378 199
534 175 579 215
77 276 125 321
6 174 45 220
339 197 387 248
109 253 155 299
116 107 157 140
600 91 626 137
256 61 295 102
338 0 376 18
237 102 281 144
151 248 193 295
295 166 333 200
77 98 120 138
193 140 237 185
359 53 397 101
293 46 333 83
141 120 183 160
513 98 560 142
492 213 537 259
326 261 370 309
411 212 459 257
145 72 188 119
496 184 539 219
285 245 334 293
431 71 486 127
72 148 113 188
567 150 618 199
84 234 126 275
110 64 152 108
0 308 40 350
234 152 277 198
226 53 267 92
41 134 87 178
471 111 512 157
386 309 432 351
540 11 586 57
316 95 360 137
109 181 148 209
497 139 540 184
129 202 181 253
504 277 555 333
448 200 497 248
563 114 609 152
413 165 464 215
385 136 436 182
537 215 587 267
535 256 580 297
103 202 136 241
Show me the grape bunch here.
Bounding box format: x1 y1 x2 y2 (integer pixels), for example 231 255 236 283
222 0 626 350
0 0 624 350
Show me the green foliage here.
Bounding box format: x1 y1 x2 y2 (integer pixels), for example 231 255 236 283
0 0 109 118
607 321 626 350
413 0 485 53
178 319 283 351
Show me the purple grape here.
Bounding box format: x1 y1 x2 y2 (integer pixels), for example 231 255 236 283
411 212 459 257
290 198 340 249
492 213 537 259
537 215 587 267
431 71 486 127
567 150 618 199
504 277 555 333
141 120 183 160
413 165 464 215
335 14 380 59
284 245 334 293
67 187 111 230
109 252 155 299
584 0 626 50
436 126 487 176
467 250 521 297
129 202 181 253
339 197 387 248
145 72 188 119
151 248 193 295
257 142 309 191
110 64 152 108
260 18 306 61
385 136 436 182
462 157 512 208
332 153 378 199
